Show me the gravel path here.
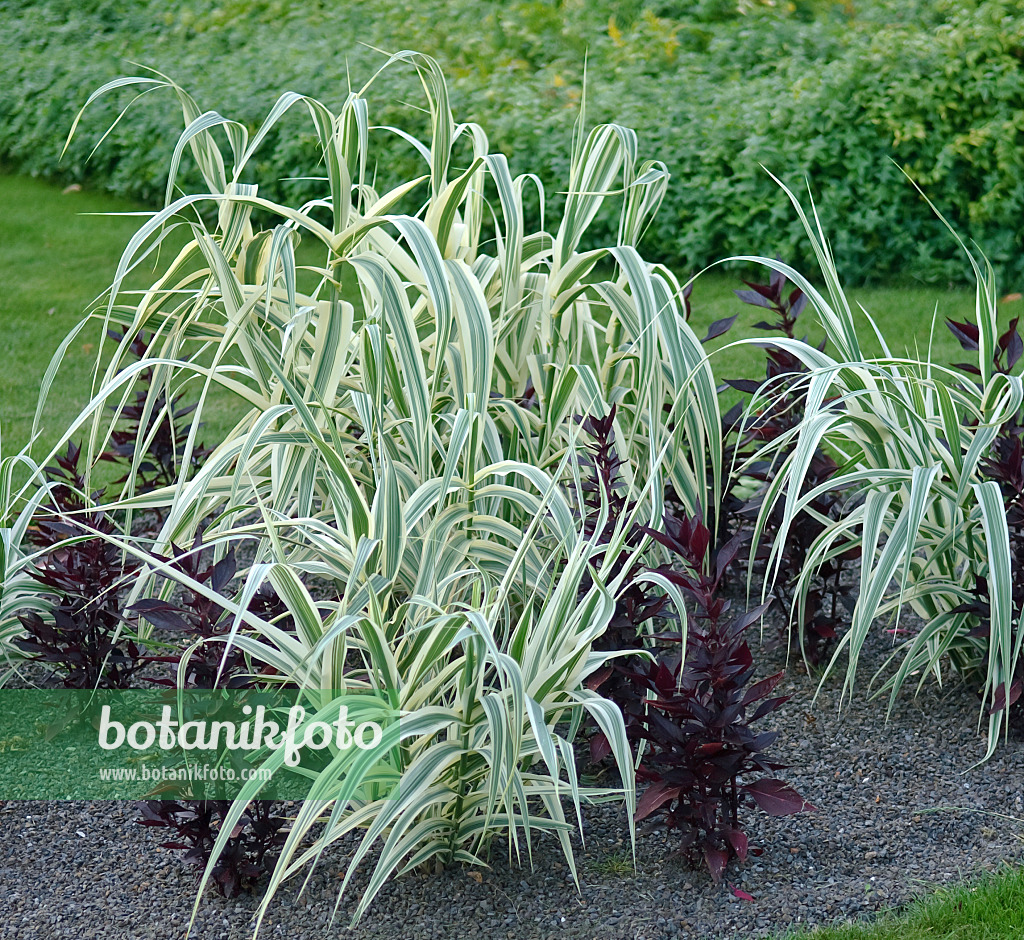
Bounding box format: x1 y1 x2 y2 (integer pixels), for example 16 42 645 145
1 622 1022 940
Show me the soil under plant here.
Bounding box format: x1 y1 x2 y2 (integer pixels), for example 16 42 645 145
1 614 1021 940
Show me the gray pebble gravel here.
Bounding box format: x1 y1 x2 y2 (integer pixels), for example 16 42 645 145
1 620 1021 940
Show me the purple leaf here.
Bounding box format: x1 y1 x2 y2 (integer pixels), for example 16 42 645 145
990 679 1023 715
735 289 773 310
731 600 774 635
725 828 748 861
726 378 764 394
730 883 755 902
722 402 744 427
1005 319 1023 370
750 695 791 721
636 780 680 821
946 318 979 351
211 553 237 594
701 315 738 344
742 778 815 816
682 281 693 319
131 598 188 630
715 535 744 581
704 845 729 882
590 732 612 764
697 742 726 756
741 670 785 707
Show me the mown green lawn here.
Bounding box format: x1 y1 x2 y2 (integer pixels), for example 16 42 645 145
0 171 1000 463
0 173 152 461
1 173 252 467
780 866 1024 940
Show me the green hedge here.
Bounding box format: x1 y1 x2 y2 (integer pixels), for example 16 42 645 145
2 0 1023 286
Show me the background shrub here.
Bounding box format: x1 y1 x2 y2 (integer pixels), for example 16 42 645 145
2 0 1024 287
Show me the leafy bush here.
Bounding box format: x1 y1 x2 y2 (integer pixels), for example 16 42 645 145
629 523 813 882
132 538 252 689
2 352 287 890
6 321 214 686
724 268 857 663
577 407 669 660
577 406 812 883
2 0 1023 286
14 443 144 688
131 539 293 895
600 509 813 882
137 798 288 898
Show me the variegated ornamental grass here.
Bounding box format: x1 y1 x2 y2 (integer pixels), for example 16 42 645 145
25 52 727 927
738 182 1024 760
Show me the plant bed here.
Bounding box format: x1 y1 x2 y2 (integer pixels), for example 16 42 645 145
3 47 1024 940
1 618 1020 940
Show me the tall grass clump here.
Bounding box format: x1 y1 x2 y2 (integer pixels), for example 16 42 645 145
17 52 737 927
738 183 1024 758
